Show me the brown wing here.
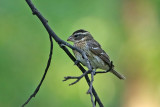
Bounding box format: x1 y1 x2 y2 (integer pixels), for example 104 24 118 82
87 40 111 65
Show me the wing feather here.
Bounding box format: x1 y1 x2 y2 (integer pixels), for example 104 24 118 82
87 40 111 65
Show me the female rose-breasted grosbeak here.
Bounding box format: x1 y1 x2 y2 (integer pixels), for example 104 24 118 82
67 29 125 79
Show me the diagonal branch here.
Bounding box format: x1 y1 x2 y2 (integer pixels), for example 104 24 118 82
25 0 92 71
23 0 104 107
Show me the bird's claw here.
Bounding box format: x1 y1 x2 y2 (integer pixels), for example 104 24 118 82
59 43 65 47
93 70 96 75
74 60 80 65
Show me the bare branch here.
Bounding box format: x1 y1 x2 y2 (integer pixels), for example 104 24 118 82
63 69 92 85
60 46 104 107
23 0 104 107
88 71 95 107
25 0 92 71
22 35 53 107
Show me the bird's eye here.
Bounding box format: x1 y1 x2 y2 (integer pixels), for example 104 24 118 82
74 34 79 37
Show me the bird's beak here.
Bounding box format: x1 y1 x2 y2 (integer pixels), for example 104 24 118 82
67 36 74 42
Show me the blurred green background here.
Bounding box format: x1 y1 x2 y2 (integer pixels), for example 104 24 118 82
0 0 160 107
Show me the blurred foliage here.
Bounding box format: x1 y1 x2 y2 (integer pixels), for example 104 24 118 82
0 0 160 107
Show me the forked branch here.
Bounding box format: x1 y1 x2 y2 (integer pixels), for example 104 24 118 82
22 0 104 107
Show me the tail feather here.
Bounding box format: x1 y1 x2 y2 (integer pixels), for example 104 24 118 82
111 70 126 80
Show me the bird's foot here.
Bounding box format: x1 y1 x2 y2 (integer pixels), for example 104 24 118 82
59 43 66 47
74 60 80 65
92 70 96 75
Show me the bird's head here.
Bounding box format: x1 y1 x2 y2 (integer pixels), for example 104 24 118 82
67 29 93 43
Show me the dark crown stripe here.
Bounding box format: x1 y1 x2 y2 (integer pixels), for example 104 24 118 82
73 29 88 35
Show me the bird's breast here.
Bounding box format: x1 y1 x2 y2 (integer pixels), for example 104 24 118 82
73 41 88 66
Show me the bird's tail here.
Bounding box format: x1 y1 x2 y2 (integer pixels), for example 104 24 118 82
111 69 126 80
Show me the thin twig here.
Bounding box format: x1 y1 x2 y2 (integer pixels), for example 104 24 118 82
22 35 53 107
63 69 92 85
88 71 95 107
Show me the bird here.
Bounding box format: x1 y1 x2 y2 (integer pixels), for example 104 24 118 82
67 29 125 80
